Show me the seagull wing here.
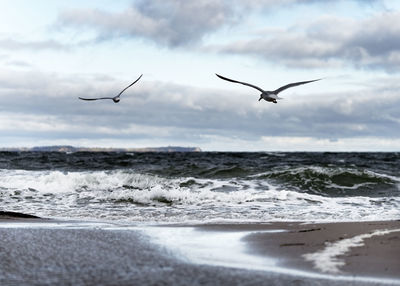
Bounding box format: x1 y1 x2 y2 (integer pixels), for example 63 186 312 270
273 79 321 95
216 74 264 93
115 74 143 98
78 97 115 101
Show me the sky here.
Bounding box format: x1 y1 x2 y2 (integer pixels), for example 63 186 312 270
1 0 400 151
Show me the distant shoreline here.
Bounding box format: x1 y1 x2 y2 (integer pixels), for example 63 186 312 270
0 145 202 153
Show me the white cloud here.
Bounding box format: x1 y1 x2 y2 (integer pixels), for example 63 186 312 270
260 136 400 151
0 113 70 132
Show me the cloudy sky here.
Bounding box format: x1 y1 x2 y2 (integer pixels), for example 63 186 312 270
1 0 400 151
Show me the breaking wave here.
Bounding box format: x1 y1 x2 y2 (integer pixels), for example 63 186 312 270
1 168 399 223
253 166 400 197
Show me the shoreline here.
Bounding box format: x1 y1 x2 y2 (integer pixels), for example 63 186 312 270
190 221 400 279
143 220 400 284
0 213 399 285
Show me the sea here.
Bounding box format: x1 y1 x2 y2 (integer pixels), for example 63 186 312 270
1 151 399 223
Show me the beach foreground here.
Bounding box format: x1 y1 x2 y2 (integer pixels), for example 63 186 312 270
0 213 399 286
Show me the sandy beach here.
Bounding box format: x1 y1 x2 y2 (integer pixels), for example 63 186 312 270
0 212 399 286
194 221 400 279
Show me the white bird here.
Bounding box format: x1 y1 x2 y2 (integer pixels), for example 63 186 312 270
216 74 321 103
79 74 143 103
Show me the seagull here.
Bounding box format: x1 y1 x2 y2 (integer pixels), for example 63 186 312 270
79 74 143 103
216 74 321 103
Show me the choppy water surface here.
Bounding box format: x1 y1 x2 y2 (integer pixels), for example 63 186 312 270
0 152 399 223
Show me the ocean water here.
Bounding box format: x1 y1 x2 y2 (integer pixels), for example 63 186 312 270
0 151 399 223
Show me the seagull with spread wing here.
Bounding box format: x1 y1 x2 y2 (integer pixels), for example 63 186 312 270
79 74 143 103
216 74 320 103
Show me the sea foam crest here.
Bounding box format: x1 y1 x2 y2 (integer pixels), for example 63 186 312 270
1 169 399 222
0 169 163 193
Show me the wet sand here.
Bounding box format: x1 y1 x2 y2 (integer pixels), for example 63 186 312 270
0 212 399 286
196 221 400 280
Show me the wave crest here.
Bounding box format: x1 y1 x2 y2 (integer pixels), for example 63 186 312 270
254 166 400 197
1 169 399 222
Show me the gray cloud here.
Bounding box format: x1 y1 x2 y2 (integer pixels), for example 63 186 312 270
59 0 236 47
55 0 394 72
0 38 69 51
1 69 400 147
237 0 380 11
217 11 400 72
58 0 378 48
5 60 32 68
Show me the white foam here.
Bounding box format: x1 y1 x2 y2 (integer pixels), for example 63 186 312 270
1 169 400 223
0 169 165 194
141 227 281 271
303 228 400 274
141 226 400 285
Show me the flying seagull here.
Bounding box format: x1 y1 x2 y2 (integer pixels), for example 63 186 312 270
216 74 321 103
79 74 143 103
